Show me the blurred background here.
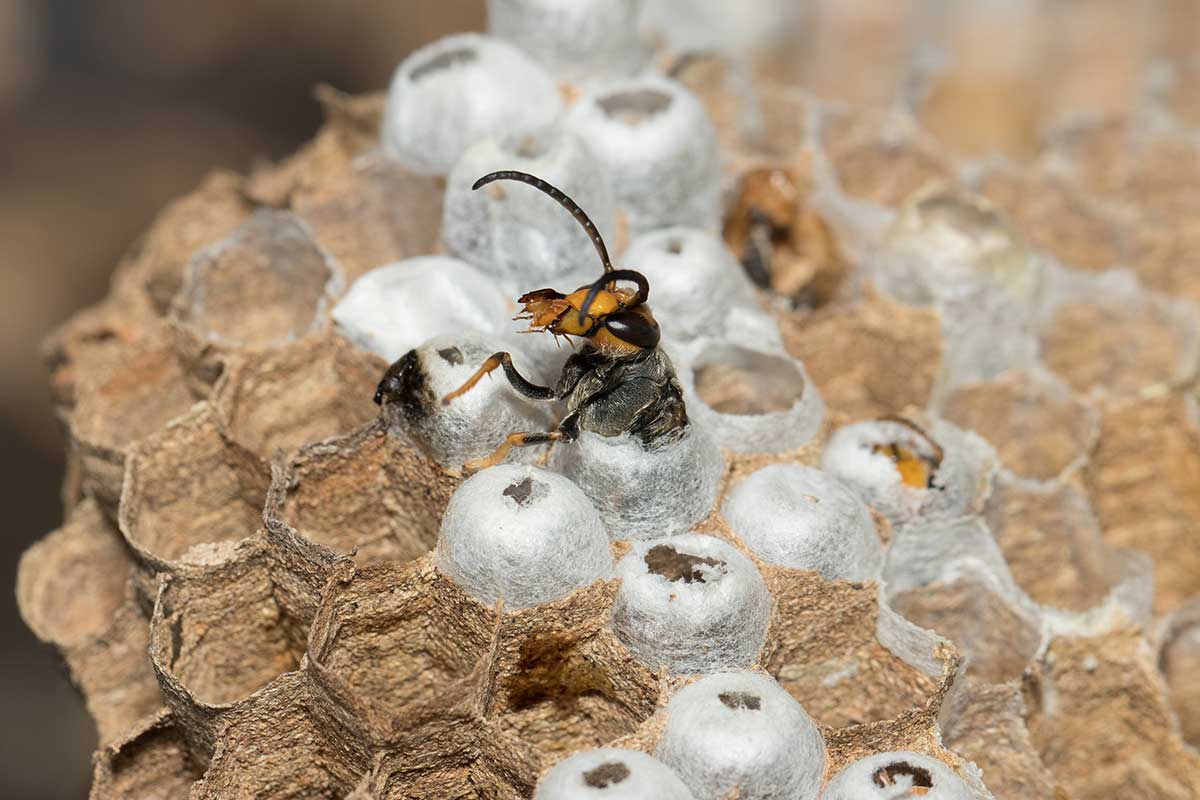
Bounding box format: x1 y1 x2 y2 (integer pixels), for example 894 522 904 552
1 2 482 797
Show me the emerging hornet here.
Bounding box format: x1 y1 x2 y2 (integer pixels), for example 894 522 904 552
425 170 688 470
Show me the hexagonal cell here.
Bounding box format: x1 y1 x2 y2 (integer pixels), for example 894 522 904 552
684 342 823 454
819 109 955 207
109 169 254 314
213 330 384 458
762 566 950 729
1161 598 1200 748
90 712 202 800
291 153 445 285
940 681 1058 800
563 76 721 236
822 416 996 526
488 0 646 82
368 720 538 800
1085 393 1200 613
889 570 1042 685
984 478 1131 614
381 33 562 175
265 420 458 563
66 331 196 513
975 163 1126 272
191 672 366 799
171 209 342 357
940 368 1098 482
307 559 495 744
487 582 660 761
18 499 132 650
781 290 942 421
120 405 270 573
149 541 305 734
1024 630 1200 799
1038 271 1199 399
17 500 163 743
884 518 1043 685
42 298 154 413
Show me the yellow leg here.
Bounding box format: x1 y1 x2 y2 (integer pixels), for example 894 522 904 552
463 431 562 472
441 355 502 405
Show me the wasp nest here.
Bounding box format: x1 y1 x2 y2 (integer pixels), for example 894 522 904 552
20 2 1200 798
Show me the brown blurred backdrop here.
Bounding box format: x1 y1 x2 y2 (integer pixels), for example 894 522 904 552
0 2 482 797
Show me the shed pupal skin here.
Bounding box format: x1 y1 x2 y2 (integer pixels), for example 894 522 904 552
563 75 721 237
381 33 562 175
723 464 882 581
609 533 771 673
534 748 697 800
820 751 975 800
434 464 612 609
656 671 826 800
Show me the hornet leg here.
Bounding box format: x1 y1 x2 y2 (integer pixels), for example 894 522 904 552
463 431 564 472
442 351 557 405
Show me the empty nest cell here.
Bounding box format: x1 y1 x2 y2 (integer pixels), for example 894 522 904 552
119 405 270 572
149 543 305 720
306 560 495 744
488 581 661 763
266 420 458 563
213 330 385 458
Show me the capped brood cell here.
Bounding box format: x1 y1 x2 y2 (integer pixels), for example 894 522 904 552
265 419 458 564
487 0 647 82
381 33 562 175
610 534 771 673
822 751 975 800
376 334 553 470
170 210 343 380
118 405 271 579
682 342 823 454
534 748 696 800
723 464 881 581
436 464 613 609
656 671 826 800
443 131 617 293
552 426 724 540
621 228 767 345
821 416 995 526
563 76 721 236
333 257 512 364
213 329 385 459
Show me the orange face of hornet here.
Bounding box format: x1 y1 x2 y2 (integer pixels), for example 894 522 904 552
515 284 651 354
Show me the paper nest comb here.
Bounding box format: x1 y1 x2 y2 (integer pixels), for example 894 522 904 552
17 2 1200 798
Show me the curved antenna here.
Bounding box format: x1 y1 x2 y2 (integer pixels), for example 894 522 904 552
472 170 613 273
578 269 649 325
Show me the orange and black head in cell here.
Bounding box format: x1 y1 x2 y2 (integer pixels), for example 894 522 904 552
870 415 945 490
472 170 661 356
